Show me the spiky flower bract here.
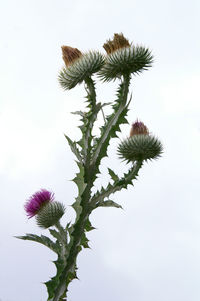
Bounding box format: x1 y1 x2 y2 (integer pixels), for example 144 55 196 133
58 51 105 90
36 201 65 229
24 189 54 218
99 46 153 82
130 120 149 136
118 135 163 162
99 33 153 82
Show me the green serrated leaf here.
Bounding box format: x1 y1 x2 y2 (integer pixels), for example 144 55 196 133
64 135 83 163
49 229 61 240
84 218 96 232
91 161 143 210
80 232 90 249
72 201 82 217
97 200 123 209
73 162 87 196
71 110 86 118
44 255 66 299
108 168 119 181
16 233 60 254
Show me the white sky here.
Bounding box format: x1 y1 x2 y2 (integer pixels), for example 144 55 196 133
0 0 200 300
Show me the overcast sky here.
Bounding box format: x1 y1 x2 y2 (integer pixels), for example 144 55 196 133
0 0 200 300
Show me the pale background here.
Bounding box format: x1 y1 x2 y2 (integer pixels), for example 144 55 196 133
0 0 200 300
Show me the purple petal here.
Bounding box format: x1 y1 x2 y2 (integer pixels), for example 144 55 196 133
24 189 54 218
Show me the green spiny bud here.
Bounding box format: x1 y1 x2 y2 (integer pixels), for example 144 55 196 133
99 33 153 81
118 134 163 162
35 201 65 229
59 51 105 90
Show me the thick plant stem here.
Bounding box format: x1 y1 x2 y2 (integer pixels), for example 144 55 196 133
49 78 97 301
49 74 132 301
55 222 68 262
82 77 99 171
50 186 93 300
50 163 144 301
91 74 131 167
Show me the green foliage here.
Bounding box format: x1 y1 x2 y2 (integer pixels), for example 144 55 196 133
84 218 96 232
118 134 163 162
16 233 61 254
91 75 131 175
64 135 83 163
71 162 87 221
91 161 143 210
96 200 123 209
108 167 119 182
19 34 163 301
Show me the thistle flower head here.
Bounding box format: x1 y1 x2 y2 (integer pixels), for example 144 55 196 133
59 50 104 90
103 33 130 54
130 120 149 137
99 33 153 82
118 134 163 162
24 189 54 218
36 201 65 229
61 46 82 67
118 121 163 162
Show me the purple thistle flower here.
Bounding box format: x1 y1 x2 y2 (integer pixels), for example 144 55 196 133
24 189 54 218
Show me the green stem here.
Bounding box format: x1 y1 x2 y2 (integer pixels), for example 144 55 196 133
49 74 132 301
82 77 97 169
101 106 106 123
50 186 93 301
55 222 68 263
91 74 131 168
91 160 143 208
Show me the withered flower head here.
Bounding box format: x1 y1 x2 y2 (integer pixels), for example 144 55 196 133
103 33 130 54
61 46 82 67
130 120 149 137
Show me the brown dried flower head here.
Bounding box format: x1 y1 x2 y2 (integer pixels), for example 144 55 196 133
61 46 82 67
103 33 130 54
130 120 149 137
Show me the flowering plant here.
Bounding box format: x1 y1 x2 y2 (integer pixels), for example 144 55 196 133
17 33 163 301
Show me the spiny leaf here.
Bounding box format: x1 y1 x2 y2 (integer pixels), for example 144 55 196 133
71 201 82 220
71 110 86 118
91 161 143 208
72 162 87 196
108 168 119 181
49 229 62 241
80 232 90 249
84 218 96 232
71 162 87 221
16 234 60 254
64 134 83 163
44 255 66 299
96 200 122 209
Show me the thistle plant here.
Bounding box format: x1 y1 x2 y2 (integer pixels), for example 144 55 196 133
17 33 163 301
